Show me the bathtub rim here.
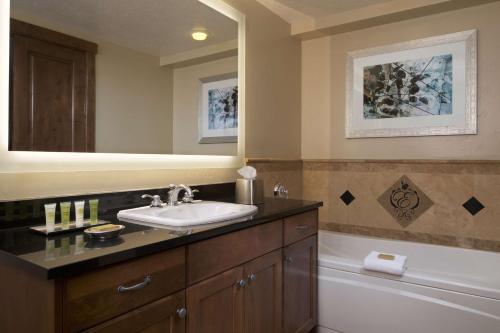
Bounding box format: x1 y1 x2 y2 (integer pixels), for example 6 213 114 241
318 230 500 301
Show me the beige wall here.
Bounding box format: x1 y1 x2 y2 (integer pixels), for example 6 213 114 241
95 42 173 154
224 0 302 159
302 1 500 160
1 0 302 200
300 2 500 252
172 56 238 155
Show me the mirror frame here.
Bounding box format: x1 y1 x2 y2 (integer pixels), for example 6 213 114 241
0 0 245 172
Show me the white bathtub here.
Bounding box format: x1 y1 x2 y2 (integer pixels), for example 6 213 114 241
317 231 500 333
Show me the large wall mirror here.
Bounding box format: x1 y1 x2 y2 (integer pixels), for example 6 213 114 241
9 0 239 156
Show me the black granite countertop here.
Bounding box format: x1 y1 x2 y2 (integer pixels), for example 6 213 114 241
0 198 322 279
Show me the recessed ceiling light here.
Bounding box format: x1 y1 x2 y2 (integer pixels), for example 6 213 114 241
191 31 208 41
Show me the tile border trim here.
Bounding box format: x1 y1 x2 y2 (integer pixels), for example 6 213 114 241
320 221 500 253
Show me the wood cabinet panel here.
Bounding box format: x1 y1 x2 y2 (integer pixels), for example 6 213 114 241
283 235 318 333
186 266 244 333
84 290 186 333
0 256 61 333
243 249 283 333
187 221 283 284
9 19 96 152
63 247 185 332
284 210 318 246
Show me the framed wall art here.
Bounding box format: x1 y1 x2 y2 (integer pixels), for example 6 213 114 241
199 73 238 144
346 30 477 138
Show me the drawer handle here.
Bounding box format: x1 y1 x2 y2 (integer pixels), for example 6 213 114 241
296 225 309 230
236 279 247 288
285 256 293 263
248 273 257 281
117 275 152 293
176 307 187 319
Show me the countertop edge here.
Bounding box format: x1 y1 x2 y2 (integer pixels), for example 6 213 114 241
2 201 323 279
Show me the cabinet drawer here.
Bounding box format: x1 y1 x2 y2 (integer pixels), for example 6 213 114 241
187 220 283 284
284 210 318 246
63 246 186 332
84 290 186 333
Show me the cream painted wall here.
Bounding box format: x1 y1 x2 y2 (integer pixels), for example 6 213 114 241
302 1 500 160
172 56 238 155
95 42 173 154
224 0 302 159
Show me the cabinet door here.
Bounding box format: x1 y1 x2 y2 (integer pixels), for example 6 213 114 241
283 235 318 333
243 249 282 333
84 290 186 333
10 20 96 152
187 266 244 333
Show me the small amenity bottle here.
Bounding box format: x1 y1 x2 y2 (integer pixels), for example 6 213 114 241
74 201 85 227
44 203 56 232
89 199 99 225
60 202 71 230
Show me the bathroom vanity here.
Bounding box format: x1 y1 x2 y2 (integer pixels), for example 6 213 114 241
0 197 321 333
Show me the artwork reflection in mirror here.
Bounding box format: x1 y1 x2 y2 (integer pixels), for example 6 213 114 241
9 0 238 155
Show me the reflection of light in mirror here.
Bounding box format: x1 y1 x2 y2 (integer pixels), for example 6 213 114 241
192 31 208 41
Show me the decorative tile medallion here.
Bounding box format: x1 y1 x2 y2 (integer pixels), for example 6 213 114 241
340 191 355 206
378 175 433 228
462 197 484 216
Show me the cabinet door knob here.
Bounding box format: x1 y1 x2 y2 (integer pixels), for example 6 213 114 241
176 307 187 319
248 273 257 281
117 275 152 293
285 256 293 263
236 279 247 288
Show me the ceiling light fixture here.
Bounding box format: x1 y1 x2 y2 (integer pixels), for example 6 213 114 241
191 31 208 41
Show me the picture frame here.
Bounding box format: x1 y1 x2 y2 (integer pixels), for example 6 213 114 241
199 73 238 144
345 30 477 138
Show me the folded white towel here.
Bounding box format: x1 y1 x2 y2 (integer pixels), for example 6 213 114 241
363 251 407 276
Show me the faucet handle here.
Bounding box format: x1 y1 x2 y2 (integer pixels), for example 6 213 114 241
141 194 163 208
168 184 177 190
182 188 199 203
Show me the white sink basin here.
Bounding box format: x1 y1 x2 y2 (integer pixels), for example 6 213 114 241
117 201 258 227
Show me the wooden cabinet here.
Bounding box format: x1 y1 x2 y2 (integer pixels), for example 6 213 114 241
283 235 318 333
284 210 318 246
9 19 96 152
84 290 186 333
186 249 283 333
0 208 319 333
187 220 282 285
63 246 186 332
243 249 283 333
186 266 244 333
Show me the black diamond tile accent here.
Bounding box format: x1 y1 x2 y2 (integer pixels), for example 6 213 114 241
463 197 485 216
340 191 355 206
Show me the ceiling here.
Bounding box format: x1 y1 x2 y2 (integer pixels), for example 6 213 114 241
273 0 393 18
10 0 238 57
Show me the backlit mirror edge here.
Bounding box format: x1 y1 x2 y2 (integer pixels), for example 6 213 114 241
0 0 246 172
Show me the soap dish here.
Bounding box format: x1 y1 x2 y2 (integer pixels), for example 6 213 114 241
84 224 125 241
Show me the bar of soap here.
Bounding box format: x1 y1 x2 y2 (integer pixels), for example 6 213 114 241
378 253 396 261
87 224 121 233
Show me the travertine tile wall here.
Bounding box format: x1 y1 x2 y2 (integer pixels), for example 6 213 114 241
247 160 303 200
303 160 500 251
250 159 500 252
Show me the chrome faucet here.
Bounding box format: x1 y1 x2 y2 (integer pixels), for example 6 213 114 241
141 194 164 208
167 184 199 206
